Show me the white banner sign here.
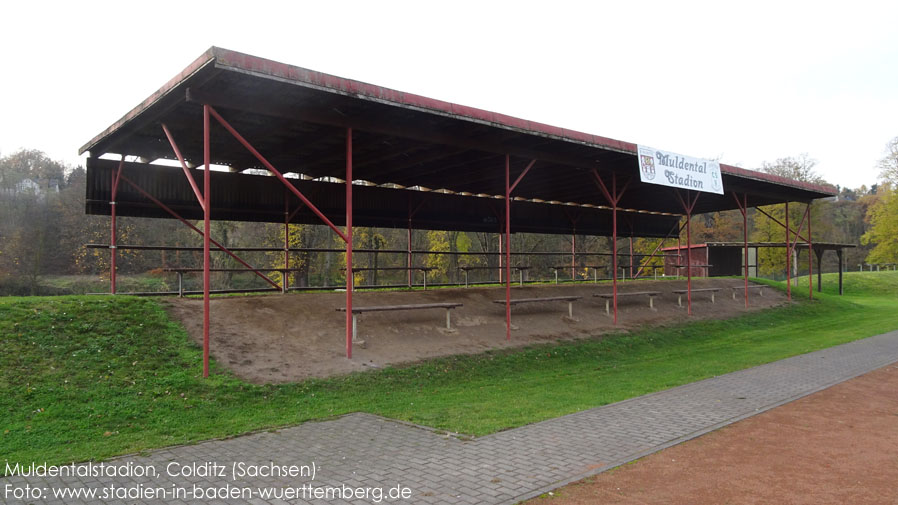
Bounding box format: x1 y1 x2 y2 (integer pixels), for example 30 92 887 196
636 145 723 195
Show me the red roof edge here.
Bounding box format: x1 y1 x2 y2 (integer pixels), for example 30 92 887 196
81 46 838 198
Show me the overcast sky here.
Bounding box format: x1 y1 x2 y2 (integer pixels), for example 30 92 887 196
2 1 896 189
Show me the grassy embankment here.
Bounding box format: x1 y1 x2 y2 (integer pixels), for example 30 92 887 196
1 271 896 469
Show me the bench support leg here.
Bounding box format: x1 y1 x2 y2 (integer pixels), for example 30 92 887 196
711 292 715 303
649 296 654 309
178 272 183 298
678 294 683 307
732 289 737 300
446 309 452 330
568 301 573 319
352 314 358 342
555 270 558 284
605 299 610 316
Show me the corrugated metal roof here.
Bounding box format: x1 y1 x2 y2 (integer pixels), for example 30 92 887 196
81 47 837 230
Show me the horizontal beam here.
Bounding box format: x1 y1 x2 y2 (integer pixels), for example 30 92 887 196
84 243 669 257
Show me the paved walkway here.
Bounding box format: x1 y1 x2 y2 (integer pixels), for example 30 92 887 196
4 330 898 505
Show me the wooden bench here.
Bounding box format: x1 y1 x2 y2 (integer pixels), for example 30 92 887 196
593 291 661 315
459 266 530 287
492 296 581 318
730 285 766 299
336 302 463 344
164 267 305 296
351 266 434 289
672 287 721 306
550 265 605 283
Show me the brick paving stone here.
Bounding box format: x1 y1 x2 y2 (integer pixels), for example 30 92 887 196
2 330 897 504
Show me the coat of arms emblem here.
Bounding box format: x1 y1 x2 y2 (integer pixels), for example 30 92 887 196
640 155 656 180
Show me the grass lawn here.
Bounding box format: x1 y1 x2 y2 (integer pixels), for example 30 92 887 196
1 271 896 470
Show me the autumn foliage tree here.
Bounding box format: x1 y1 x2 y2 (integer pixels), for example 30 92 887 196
861 137 898 264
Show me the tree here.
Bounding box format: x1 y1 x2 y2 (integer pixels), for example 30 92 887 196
861 183 897 264
0 149 67 191
685 211 743 243
859 139 898 265
750 156 829 277
878 136 898 184
760 154 826 185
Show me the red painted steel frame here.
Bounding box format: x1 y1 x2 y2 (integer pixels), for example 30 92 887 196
207 106 356 359
284 192 290 293
109 158 124 294
161 124 204 208
504 155 512 341
732 192 749 307
203 105 211 377
207 106 348 243
802 217 812 289
785 202 791 300
676 190 700 315
787 204 810 295
346 128 354 358
593 170 630 324
503 157 536 339
757 202 813 301
756 207 809 243
742 195 748 306
633 220 683 279
118 175 280 289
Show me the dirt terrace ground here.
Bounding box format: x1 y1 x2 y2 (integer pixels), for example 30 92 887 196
524 363 898 505
164 278 784 383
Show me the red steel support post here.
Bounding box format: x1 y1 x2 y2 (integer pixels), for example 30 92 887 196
733 192 749 307
504 155 512 341
743 194 748 307
677 227 681 279
686 203 692 315
612 181 618 321
345 128 354 358
677 190 699 315
110 158 123 294
208 106 347 243
283 192 290 294
592 170 629 324
755 207 808 243
202 105 211 378
808 203 813 300
785 202 791 300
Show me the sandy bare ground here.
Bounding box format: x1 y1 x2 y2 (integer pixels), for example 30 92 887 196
163 278 784 383
524 363 898 505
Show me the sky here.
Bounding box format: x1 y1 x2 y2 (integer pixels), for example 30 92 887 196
1 0 896 189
